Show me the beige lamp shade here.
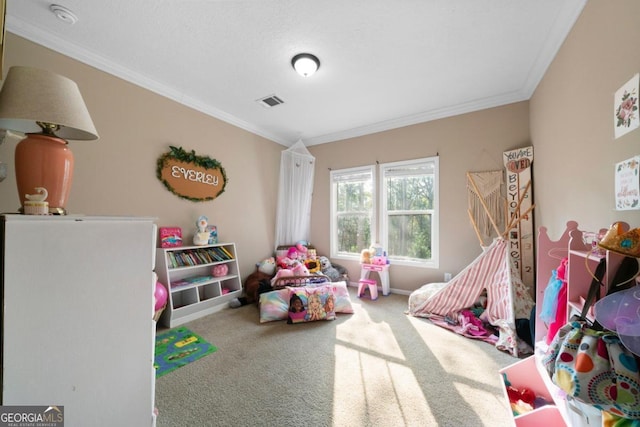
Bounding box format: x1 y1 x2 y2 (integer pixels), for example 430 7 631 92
0 66 99 140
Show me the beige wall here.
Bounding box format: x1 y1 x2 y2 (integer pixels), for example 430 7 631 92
0 34 283 279
1 0 636 294
308 103 530 292
531 0 640 239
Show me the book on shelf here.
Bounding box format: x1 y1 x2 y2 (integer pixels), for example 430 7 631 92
207 246 232 260
170 276 213 288
171 279 190 288
159 226 183 248
206 248 223 262
185 276 214 284
219 246 234 259
167 252 178 269
166 245 234 268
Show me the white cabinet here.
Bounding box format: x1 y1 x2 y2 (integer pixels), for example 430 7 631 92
0 214 157 427
156 243 242 328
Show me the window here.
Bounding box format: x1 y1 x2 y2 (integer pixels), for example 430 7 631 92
330 166 375 257
380 157 439 268
330 157 439 268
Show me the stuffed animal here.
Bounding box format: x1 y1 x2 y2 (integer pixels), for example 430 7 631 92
287 247 301 262
360 248 374 264
193 215 210 246
258 257 276 275
229 270 274 308
305 259 320 273
271 268 294 286
319 256 341 282
291 262 309 277
295 240 309 257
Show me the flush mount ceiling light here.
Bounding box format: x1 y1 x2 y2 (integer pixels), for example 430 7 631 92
291 53 320 77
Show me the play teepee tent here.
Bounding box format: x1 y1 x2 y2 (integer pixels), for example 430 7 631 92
408 238 534 357
408 173 535 357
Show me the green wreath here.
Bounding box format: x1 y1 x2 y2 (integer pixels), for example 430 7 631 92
156 146 227 202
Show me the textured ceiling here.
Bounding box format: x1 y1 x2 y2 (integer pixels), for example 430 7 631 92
5 0 586 146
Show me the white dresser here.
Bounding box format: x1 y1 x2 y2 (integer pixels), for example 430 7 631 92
0 215 157 426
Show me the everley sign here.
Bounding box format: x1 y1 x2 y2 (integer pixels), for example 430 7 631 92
157 146 227 202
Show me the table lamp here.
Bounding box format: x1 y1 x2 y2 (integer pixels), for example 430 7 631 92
0 66 99 214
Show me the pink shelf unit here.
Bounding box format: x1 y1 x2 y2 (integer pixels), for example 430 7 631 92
499 356 566 427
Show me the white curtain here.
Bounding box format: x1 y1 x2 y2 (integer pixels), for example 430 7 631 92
275 140 315 248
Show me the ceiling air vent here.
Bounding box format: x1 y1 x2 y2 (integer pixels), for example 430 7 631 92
257 94 284 108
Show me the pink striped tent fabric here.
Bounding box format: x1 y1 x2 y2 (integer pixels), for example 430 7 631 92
413 239 512 318
409 238 525 356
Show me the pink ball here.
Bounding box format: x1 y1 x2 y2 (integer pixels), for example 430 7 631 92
212 264 229 277
154 281 168 311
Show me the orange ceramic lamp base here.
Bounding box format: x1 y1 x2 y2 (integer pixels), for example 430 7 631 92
15 133 73 215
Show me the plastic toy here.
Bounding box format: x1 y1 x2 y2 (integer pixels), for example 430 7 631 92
371 255 387 265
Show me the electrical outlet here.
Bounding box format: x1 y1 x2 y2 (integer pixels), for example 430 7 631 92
444 272 452 282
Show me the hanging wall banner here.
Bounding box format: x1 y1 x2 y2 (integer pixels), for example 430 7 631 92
503 146 534 294
157 146 227 202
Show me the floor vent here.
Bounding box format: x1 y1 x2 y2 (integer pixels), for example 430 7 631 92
257 94 284 108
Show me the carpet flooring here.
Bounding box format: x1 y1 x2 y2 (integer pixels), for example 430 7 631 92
154 287 516 426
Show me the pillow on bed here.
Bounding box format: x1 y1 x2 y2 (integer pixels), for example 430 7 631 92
258 282 354 323
326 281 354 314
287 285 336 324
259 288 290 323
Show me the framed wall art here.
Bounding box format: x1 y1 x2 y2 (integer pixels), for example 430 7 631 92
614 73 639 139
615 155 640 210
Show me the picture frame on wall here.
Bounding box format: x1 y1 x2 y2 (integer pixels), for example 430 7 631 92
614 73 639 139
614 155 640 210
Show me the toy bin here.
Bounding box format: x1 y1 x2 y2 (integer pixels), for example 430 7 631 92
498 356 566 427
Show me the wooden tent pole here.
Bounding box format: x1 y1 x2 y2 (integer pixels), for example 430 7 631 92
467 209 485 247
466 172 502 236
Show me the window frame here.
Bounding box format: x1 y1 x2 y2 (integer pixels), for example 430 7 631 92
379 156 439 269
329 165 376 261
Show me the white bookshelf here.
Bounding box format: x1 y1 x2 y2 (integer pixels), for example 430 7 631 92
156 243 242 327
